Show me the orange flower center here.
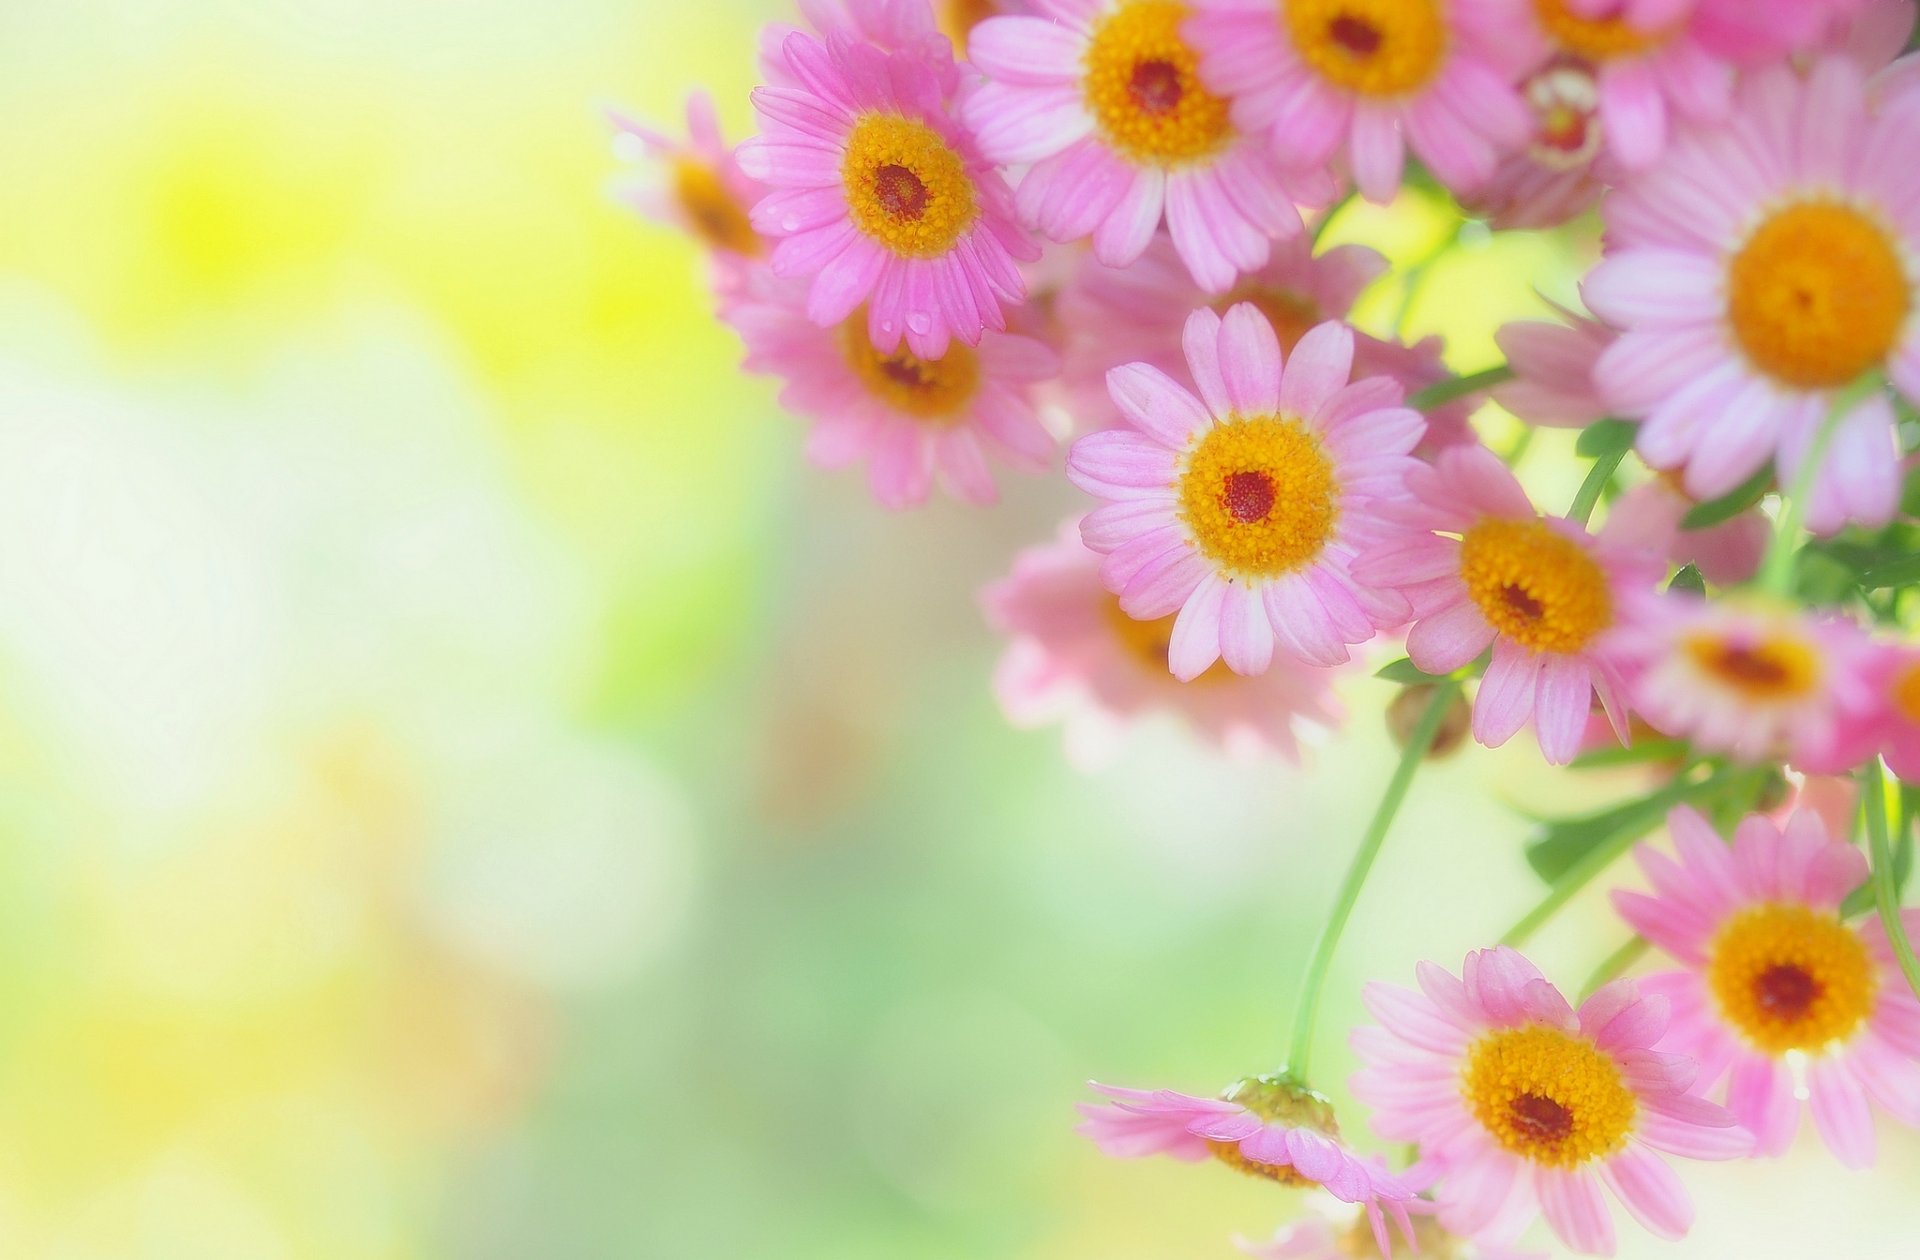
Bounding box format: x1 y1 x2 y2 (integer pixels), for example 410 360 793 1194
840 316 980 418
1285 0 1449 98
1681 632 1821 702
841 113 979 258
1083 0 1234 164
1463 1026 1636 1167
1726 200 1911 390
1177 416 1339 578
1707 904 1877 1054
1458 518 1611 654
672 159 763 256
1533 0 1678 59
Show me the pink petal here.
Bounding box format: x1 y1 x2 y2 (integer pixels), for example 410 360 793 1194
1599 1146 1692 1241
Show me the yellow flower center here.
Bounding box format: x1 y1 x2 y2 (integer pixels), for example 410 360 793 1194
1177 417 1339 579
1707 904 1877 1054
1285 0 1449 98
1681 632 1821 702
672 158 763 256
1104 599 1228 680
840 315 980 418
1082 0 1234 164
1892 661 1920 726
1726 200 1911 391
1463 1026 1637 1168
1532 0 1677 59
841 113 980 259
1458 518 1611 654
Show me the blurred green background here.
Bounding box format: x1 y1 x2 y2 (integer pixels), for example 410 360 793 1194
0 2 1914 1256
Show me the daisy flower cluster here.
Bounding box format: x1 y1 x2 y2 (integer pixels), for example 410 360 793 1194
617 0 1920 1253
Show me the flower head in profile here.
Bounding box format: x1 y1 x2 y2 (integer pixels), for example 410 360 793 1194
964 0 1331 291
1079 1077 1419 1246
608 92 768 268
1354 444 1659 765
1586 56 1920 535
1186 0 1533 203
724 272 1056 507
1067 305 1426 678
1352 947 1751 1256
739 32 1038 360
983 523 1342 766
1491 305 1613 430
1613 806 1920 1167
1605 592 1878 767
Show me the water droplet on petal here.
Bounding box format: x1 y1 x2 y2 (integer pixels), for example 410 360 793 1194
779 214 801 232
907 312 932 335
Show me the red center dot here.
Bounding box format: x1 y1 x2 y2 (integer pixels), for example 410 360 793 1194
1754 963 1822 1021
1509 1093 1574 1145
1222 471 1276 524
1330 15 1384 56
1127 60 1184 115
874 164 929 221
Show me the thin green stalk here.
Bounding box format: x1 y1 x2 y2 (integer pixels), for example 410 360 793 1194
1502 766 1733 948
1759 377 1880 595
1569 447 1627 526
1863 762 1920 1003
1407 365 1515 413
1285 681 1461 1079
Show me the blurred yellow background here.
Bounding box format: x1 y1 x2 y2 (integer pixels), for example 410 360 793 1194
0 2 1914 1257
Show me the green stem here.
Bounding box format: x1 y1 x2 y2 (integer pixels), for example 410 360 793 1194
1285 681 1461 1079
1501 766 1732 948
1407 365 1515 413
1863 762 1920 1003
1569 447 1627 527
1759 376 1880 595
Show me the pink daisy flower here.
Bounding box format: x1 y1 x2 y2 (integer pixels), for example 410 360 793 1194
1604 592 1880 766
982 522 1342 765
1613 806 1920 1167
1585 56 1920 535
1078 1078 1420 1247
1513 0 1738 170
963 0 1330 291
1461 60 1615 231
738 32 1038 361
1240 1208 1540 1260
724 272 1056 507
1598 477 1769 588
608 92 768 266
1352 444 1660 765
1351 947 1751 1255
1066 305 1425 678
1838 0 1919 72
1186 0 1533 204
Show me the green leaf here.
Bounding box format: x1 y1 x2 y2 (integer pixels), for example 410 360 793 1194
1575 418 1637 459
1856 554 1920 590
1667 565 1705 596
1680 465 1772 529
1525 769 1727 884
1376 657 1449 685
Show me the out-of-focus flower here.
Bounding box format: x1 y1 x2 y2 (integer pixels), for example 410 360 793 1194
1059 234 1466 438
1079 1078 1419 1243
758 0 962 93
982 523 1342 765
1067 305 1424 677
1586 57 1919 535
1186 0 1533 203
965 0 1328 291
724 272 1055 506
738 32 1036 359
1352 947 1751 1255
1831 0 1919 71
1688 0 1870 63
609 92 768 273
1606 593 1879 766
1614 806 1920 1166
1462 60 1613 230
1354 444 1658 764
1513 0 1738 169
1597 476 1769 587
